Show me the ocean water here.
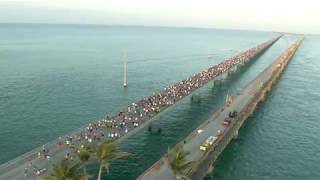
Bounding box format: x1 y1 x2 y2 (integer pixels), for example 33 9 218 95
0 24 318 180
212 35 320 180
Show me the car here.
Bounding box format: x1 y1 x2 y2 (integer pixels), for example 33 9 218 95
199 136 218 151
197 129 204 134
216 129 222 136
205 136 218 145
229 110 238 118
199 144 207 151
223 118 231 126
223 121 230 126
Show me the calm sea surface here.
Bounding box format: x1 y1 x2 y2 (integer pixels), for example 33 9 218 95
0 24 319 180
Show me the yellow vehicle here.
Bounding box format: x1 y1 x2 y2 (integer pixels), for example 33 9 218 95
199 144 208 151
199 136 218 151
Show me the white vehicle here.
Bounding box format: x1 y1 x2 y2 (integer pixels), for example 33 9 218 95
205 136 218 145
197 129 204 134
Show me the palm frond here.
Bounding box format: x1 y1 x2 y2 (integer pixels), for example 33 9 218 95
78 149 91 163
94 140 130 179
41 160 79 180
167 145 194 175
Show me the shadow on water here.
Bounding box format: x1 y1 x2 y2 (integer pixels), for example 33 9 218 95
85 51 268 180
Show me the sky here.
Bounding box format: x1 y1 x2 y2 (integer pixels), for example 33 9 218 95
0 0 319 33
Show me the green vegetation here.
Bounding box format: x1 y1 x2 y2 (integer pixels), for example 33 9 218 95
95 140 130 180
40 160 83 180
77 147 91 180
166 145 194 179
41 140 130 180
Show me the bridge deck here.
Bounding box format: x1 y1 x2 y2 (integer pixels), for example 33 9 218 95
0 36 280 180
137 37 303 180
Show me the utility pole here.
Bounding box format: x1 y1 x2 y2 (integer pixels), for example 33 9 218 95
123 50 128 87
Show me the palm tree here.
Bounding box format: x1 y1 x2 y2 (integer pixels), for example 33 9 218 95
40 159 81 180
166 145 194 179
77 148 91 180
95 140 130 180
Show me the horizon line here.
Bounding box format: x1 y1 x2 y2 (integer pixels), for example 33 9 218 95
0 22 310 35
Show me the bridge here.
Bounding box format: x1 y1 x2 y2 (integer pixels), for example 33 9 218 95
136 37 304 180
0 36 280 179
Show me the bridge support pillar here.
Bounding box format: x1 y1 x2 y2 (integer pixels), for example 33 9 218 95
206 164 214 175
213 80 217 87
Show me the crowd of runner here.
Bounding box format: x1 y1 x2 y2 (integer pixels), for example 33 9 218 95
24 37 279 177
61 37 277 146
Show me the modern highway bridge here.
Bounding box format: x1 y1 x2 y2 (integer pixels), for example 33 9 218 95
0 36 280 180
137 37 304 180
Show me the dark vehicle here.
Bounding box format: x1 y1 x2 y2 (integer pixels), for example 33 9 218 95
228 110 238 118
